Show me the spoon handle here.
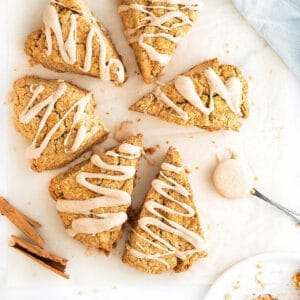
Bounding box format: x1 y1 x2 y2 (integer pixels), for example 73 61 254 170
252 189 300 223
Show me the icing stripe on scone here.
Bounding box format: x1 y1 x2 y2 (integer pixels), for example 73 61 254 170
152 67 243 120
56 144 142 237
20 82 90 159
126 162 204 269
161 162 183 173
43 2 125 84
118 1 201 66
149 0 200 7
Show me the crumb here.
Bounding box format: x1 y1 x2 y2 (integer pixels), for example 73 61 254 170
226 50 230 54
85 247 99 256
156 144 160 148
233 280 240 289
114 121 137 142
255 273 264 289
166 141 170 144
248 75 253 80
189 135 193 139
292 272 300 290
256 263 262 269
185 167 191 174
254 176 259 181
296 223 300 227
134 70 140 76
136 118 141 122
144 147 156 155
142 149 156 166
211 141 215 144
195 166 199 170
224 293 232 300
269 69 273 75
105 112 110 115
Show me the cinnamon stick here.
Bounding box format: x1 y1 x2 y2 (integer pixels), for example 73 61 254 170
10 235 69 279
0 197 44 248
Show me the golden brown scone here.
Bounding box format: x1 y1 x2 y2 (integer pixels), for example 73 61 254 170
25 0 127 86
123 147 207 274
13 76 109 172
293 272 300 290
49 134 143 253
254 295 278 300
118 0 200 83
129 58 249 131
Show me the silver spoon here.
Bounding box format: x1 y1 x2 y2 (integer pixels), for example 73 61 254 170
252 189 300 224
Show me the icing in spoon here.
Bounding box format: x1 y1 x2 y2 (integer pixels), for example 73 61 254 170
213 154 300 223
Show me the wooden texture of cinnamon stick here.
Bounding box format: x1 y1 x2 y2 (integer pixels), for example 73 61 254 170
10 235 69 279
0 197 44 248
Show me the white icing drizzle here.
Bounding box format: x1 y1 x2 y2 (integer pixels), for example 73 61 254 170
106 143 142 159
161 162 183 173
127 162 204 268
118 1 200 66
152 67 243 120
153 87 188 120
43 2 125 83
149 0 201 8
175 75 214 115
204 68 242 115
56 143 142 237
20 82 89 159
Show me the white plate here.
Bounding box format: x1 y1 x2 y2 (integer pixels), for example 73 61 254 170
203 252 300 300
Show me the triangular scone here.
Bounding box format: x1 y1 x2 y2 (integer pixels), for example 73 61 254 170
25 0 127 85
49 134 143 254
13 76 109 172
123 147 207 274
129 58 249 131
118 0 201 83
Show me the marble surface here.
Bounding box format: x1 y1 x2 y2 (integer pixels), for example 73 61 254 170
0 0 300 299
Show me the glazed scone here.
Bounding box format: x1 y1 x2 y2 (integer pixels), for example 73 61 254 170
13 76 109 172
123 147 207 274
129 58 249 131
25 0 127 85
118 0 201 84
49 134 143 253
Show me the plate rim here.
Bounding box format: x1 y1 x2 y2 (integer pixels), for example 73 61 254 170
203 251 300 300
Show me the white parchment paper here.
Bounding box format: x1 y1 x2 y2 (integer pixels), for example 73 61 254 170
3 0 300 288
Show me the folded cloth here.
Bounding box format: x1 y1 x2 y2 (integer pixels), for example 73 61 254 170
232 0 300 80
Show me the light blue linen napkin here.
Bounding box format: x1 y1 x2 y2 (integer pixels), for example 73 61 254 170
232 0 300 80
